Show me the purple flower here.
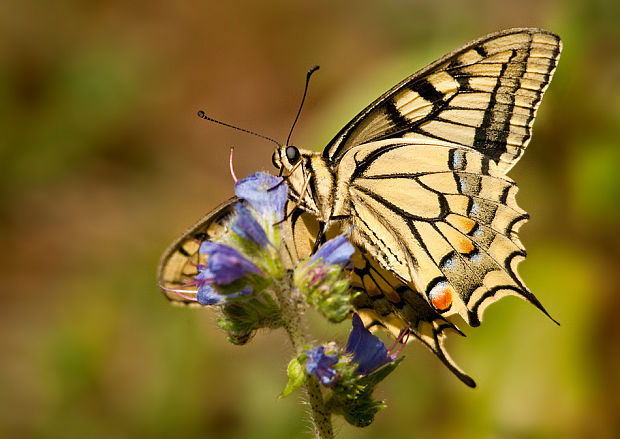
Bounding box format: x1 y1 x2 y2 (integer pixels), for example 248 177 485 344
231 203 271 248
305 345 339 386
199 242 261 285
234 172 287 221
310 230 355 267
346 314 395 375
193 265 222 305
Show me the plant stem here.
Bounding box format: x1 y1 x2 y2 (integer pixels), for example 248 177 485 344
305 375 334 439
274 275 334 439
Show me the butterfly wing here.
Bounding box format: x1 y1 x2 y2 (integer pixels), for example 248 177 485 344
324 28 561 174
339 138 556 328
157 198 238 306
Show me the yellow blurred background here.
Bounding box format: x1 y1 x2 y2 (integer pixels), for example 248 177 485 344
2 1 619 438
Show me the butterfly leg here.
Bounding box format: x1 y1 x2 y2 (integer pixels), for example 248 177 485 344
311 221 327 253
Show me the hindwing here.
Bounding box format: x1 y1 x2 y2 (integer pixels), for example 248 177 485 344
158 198 238 306
158 198 317 305
350 250 476 387
282 207 478 387
325 28 561 174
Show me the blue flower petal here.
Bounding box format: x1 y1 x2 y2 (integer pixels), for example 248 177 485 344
197 285 253 306
199 242 261 285
310 231 355 267
234 172 287 221
196 284 224 305
346 314 393 375
194 264 213 288
231 203 271 248
305 346 339 386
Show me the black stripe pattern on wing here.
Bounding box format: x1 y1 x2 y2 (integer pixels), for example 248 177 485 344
323 28 561 174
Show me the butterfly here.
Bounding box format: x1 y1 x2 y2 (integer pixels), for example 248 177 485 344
159 28 561 387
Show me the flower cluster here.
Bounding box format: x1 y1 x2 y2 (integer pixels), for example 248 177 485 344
281 313 403 426
193 173 287 303
304 314 396 384
190 172 287 343
165 170 405 431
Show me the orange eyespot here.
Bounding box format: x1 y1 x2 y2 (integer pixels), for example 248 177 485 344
429 283 453 312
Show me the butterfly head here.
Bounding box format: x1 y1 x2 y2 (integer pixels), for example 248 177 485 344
271 143 327 217
272 144 302 176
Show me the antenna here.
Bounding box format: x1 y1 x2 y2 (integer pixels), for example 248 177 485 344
197 110 281 147
285 65 320 146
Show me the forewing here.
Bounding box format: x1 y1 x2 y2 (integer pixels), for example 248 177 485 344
324 28 561 174
345 139 555 327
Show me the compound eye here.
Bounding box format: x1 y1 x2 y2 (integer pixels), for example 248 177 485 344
286 146 300 165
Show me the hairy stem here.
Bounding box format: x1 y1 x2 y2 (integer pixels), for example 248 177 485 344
305 375 334 439
274 274 334 439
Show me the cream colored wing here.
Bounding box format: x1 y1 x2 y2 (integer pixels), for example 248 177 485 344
343 138 556 327
324 28 561 174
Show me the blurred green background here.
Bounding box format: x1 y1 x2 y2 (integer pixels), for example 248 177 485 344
2 1 619 438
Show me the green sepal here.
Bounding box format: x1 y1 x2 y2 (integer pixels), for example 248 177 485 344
358 357 403 389
326 357 403 428
217 292 282 345
213 273 270 298
294 261 354 323
280 355 308 398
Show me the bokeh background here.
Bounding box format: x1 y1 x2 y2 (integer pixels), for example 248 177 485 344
2 1 619 438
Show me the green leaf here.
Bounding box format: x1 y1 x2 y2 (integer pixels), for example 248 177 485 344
359 357 403 388
280 357 307 398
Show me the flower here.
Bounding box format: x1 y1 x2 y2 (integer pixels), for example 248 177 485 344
199 242 262 285
196 284 253 306
194 265 254 305
196 285 224 306
231 202 271 248
346 314 395 375
294 230 355 322
234 172 287 221
305 345 339 386
309 230 355 267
